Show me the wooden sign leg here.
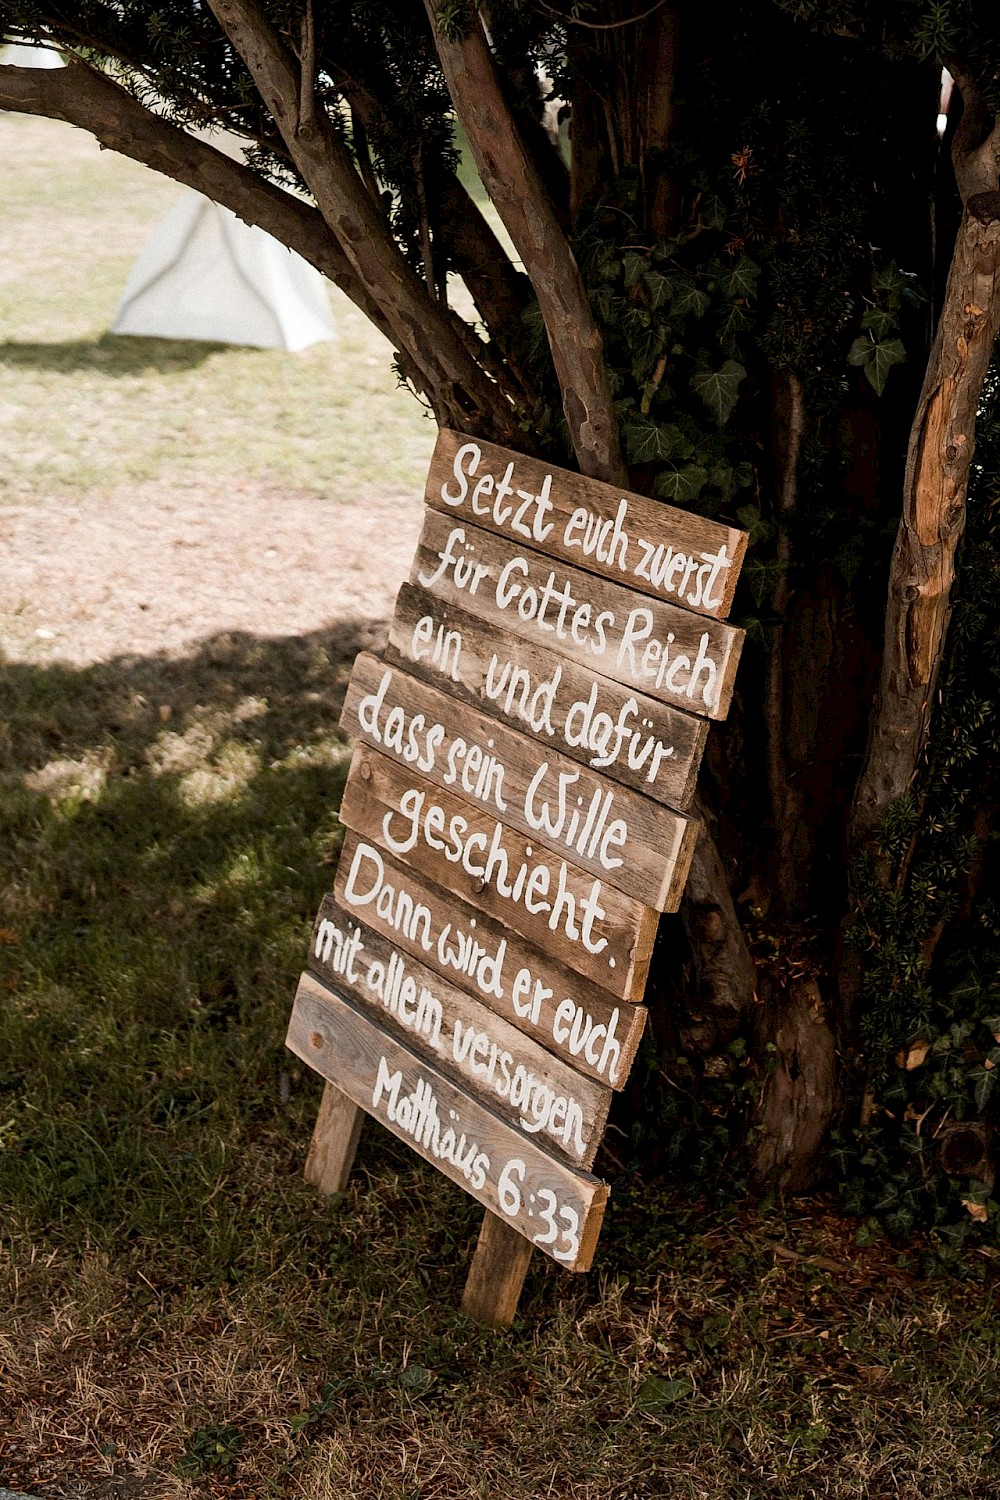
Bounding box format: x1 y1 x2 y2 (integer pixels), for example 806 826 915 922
304 1080 364 1195
461 1210 535 1327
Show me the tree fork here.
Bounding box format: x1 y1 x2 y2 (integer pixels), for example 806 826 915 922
207 0 521 439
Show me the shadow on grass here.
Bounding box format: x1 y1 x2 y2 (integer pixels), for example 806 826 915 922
0 332 230 376
0 620 444 1282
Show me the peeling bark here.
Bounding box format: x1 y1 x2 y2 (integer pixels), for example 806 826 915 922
423 2 626 485
207 0 520 439
850 81 1000 849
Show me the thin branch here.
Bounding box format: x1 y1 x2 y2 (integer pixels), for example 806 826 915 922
297 0 316 136
533 0 670 31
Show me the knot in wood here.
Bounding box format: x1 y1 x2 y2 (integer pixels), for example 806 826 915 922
967 190 1000 225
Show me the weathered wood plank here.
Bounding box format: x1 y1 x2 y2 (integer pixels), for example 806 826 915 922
341 653 699 911
304 1081 364 1195
287 973 609 1271
306 898 612 1168
387 583 709 811
412 510 744 720
461 1211 534 1327
337 749 661 989
427 429 747 620
329 844 650 1059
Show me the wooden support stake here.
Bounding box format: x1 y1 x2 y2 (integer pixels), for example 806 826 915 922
304 1080 364 1195
461 1210 535 1327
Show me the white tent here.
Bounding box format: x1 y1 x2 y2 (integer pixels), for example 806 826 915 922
110 190 336 351
0 41 65 66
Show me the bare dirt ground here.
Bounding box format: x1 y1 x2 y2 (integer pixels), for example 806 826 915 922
0 477 421 666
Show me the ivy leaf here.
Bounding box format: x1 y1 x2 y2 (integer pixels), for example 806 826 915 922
635 1374 694 1414
655 463 708 502
622 251 647 289
847 336 874 367
865 337 906 395
671 280 711 319
717 301 754 353
691 360 746 425
722 256 760 299
644 270 674 309
973 1067 996 1112
624 417 689 464
861 306 898 339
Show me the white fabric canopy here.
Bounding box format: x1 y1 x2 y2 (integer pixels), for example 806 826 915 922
0 42 65 66
111 191 336 352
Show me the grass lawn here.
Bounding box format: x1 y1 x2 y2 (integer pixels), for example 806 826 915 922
1 112 999 1500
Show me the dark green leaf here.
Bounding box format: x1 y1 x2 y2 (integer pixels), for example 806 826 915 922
861 307 898 339
635 1374 694 1414
655 464 708 502
847 336 874 367
624 417 690 464
644 270 674 310
722 256 760 298
691 360 746 425
671 281 711 319
865 338 906 395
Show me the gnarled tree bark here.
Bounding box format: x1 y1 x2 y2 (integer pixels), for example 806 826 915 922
849 72 1000 850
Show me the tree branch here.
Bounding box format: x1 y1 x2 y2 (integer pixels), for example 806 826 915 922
206 0 521 438
423 2 626 484
0 57 400 341
849 72 1000 848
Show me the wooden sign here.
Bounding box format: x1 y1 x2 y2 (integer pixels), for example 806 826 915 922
286 427 747 1325
288 973 609 1269
338 763 660 993
387 584 708 811
306 897 612 1168
340 653 699 910
426 429 747 619
326 854 651 1068
412 509 744 719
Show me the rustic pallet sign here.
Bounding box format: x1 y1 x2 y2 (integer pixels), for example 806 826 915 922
337 762 660 993
387 583 709 810
305 896 613 1168
412 509 744 720
286 427 746 1326
340 652 699 910
316 876 653 1080
288 973 609 1270
426 429 747 620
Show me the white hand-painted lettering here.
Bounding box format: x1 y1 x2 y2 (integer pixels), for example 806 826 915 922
410 613 462 682
380 785 610 954
562 496 629 572
523 763 627 871
440 441 556 543
372 1057 489 1189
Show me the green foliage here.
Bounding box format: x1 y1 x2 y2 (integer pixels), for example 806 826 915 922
840 368 1000 1247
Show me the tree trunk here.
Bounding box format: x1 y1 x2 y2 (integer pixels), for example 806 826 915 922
849 83 1000 852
